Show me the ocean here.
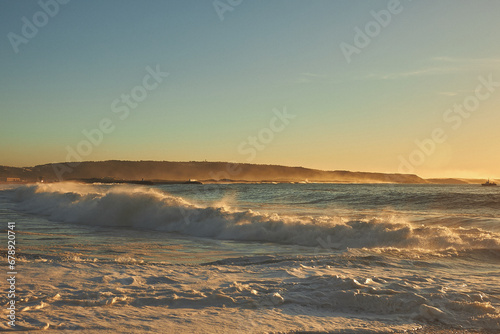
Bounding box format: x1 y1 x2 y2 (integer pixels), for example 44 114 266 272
1 182 499 333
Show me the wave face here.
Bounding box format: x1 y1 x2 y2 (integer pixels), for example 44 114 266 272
9 183 500 253
3 182 500 332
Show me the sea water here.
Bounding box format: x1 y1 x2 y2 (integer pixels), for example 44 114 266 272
0 182 499 332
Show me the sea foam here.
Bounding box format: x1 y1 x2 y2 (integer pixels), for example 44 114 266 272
10 183 500 252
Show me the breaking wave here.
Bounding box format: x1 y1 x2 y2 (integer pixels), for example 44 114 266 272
8 183 500 252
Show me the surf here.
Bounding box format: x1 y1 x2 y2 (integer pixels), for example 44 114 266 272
6 183 500 253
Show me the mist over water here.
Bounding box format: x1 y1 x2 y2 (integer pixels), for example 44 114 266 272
1 182 499 332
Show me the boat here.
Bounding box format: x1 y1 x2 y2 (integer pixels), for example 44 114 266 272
481 179 497 186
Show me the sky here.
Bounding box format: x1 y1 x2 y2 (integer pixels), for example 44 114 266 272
1 0 499 178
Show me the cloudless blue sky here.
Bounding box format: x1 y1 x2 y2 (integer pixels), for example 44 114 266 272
1 0 500 178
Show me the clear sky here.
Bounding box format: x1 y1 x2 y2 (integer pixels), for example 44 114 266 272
1 0 499 178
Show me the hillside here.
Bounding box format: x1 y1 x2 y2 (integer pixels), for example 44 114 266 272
0 160 429 184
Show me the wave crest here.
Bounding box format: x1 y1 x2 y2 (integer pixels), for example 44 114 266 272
9 183 500 251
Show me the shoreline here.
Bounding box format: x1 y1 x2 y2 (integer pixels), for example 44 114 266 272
0 179 495 186
2 160 497 185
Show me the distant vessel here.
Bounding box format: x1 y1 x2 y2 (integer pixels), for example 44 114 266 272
481 179 497 186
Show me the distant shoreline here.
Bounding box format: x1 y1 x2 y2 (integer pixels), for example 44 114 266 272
0 179 493 186
0 160 497 185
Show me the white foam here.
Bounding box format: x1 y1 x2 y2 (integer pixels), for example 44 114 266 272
10 183 500 252
8 257 500 332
